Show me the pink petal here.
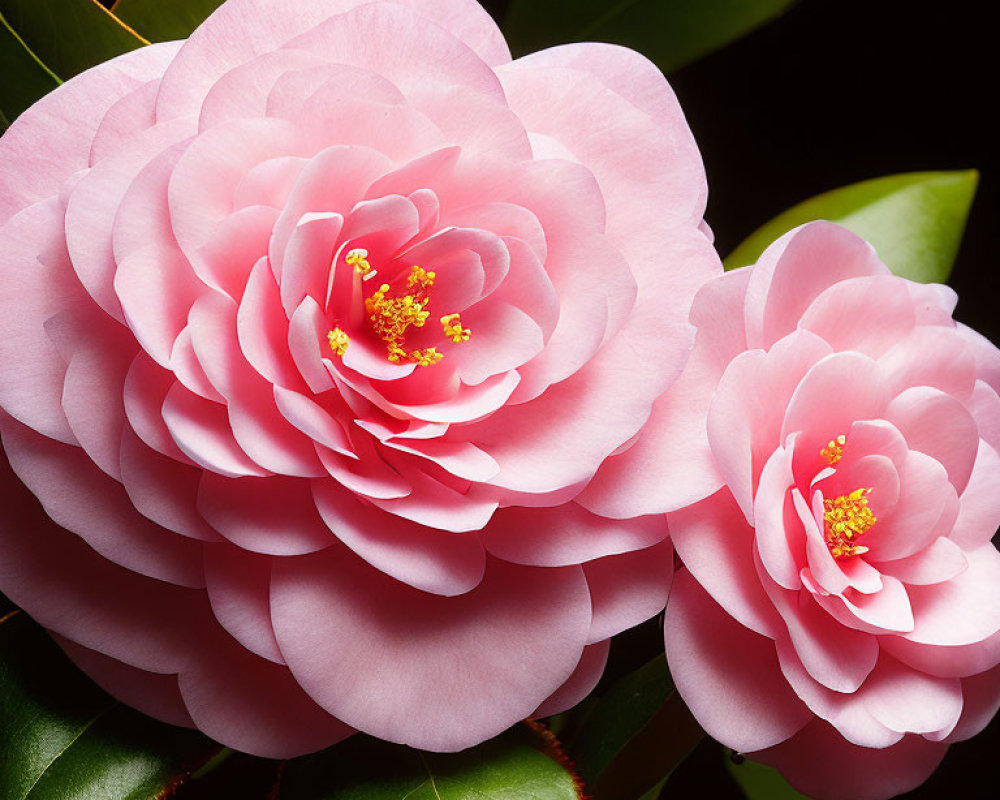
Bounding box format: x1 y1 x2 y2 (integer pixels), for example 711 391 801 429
0 43 180 224
177 628 353 759
815 575 915 635
754 444 807 591
279 212 343 319
190 205 278 300
533 640 610 718
881 629 1000 679
861 653 962 737
273 385 354 455
119 427 220 542
197 472 335 556
203 543 284 664
482 502 667 568
869 450 956 561
1 416 204 589
798 274 916 357
875 537 969 586
668 491 782 637
54 636 194 729
879 325 977 398
744 221 889 350
665 569 811 752
946 664 1000 742
311 477 486 597
763 575 878 693
904 544 1000 646
887 386 979 495
271 549 590 751
751 720 947 800
585 538 673 643
951 440 1000 549
123 353 190 462
0 199 82 443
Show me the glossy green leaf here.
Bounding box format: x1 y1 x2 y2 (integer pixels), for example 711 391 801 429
0 9 60 129
111 0 223 42
725 753 809 800
724 170 979 284
0 610 221 800
503 0 798 73
278 725 581 800
0 0 146 81
567 655 674 787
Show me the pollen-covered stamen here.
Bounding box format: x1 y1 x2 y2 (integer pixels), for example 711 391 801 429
823 487 876 558
346 247 373 276
360 264 461 367
327 327 349 356
821 434 847 466
441 313 471 343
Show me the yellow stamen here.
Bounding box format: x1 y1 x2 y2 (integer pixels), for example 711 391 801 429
327 327 350 357
346 248 372 275
820 434 847 466
441 313 472 343
823 487 876 559
408 265 435 288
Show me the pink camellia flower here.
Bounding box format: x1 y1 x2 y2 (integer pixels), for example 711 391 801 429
0 0 717 757
583 221 1000 799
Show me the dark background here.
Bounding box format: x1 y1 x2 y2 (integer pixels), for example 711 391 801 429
482 0 999 798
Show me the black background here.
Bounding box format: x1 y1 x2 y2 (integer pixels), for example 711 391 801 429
482 0 999 798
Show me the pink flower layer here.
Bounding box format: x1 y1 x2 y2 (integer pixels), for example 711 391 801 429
0 0 718 755
587 221 1000 800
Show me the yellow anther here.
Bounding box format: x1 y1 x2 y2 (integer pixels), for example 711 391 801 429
327 327 350 357
440 313 471 343
346 248 372 275
408 265 435 288
820 434 847 466
823 487 876 559
409 347 444 366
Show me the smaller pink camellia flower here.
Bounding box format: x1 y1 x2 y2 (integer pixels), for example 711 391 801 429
583 221 1000 800
0 0 716 759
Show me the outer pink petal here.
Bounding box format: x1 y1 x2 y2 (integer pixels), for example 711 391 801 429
533 640 610 718
950 440 1000 549
203 543 285 664
668 491 782 638
904 544 1000 646
311 478 486 597
1 416 204 589
198 472 335 556
54 636 194 729
945 664 1000 742
860 654 962 738
881 629 1000 680
875 537 969 586
271 549 590 751
584 538 673 643
177 628 353 759
878 325 977 398
481 503 667 568
750 720 947 800
0 43 180 224
664 569 811 752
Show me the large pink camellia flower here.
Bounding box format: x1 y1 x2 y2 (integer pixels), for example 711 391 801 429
0 0 717 757
583 221 1000 799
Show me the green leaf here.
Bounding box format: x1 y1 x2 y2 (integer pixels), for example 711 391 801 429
110 0 224 42
0 8 60 129
278 725 581 800
725 753 809 800
0 610 221 800
724 170 979 284
567 655 673 787
503 0 799 73
0 0 147 81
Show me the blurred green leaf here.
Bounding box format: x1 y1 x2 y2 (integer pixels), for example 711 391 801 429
724 170 979 283
0 0 146 81
503 0 798 73
278 725 581 800
725 753 809 800
568 655 674 787
0 610 221 800
0 9 60 129
110 0 223 42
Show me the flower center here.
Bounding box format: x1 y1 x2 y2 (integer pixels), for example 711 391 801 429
327 248 471 367
823 488 876 558
820 434 846 466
